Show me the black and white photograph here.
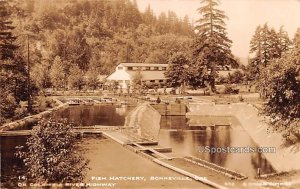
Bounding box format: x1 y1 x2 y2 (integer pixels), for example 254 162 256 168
0 0 300 188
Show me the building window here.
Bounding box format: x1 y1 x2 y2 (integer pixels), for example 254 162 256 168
146 67 150 70
159 80 164 83
118 67 123 70
150 80 155 83
162 67 167 71
127 67 133 70
154 67 159 70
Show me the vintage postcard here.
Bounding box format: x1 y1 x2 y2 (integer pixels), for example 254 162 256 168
1 0 299 188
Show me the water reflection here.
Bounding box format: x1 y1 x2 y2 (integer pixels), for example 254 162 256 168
1 105 134 187
54 105 134 126
1 136 27 188
159 116 276 178
160 116 188 129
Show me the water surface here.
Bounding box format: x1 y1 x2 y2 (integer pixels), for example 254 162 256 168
54 105 134 126
1 105 134 187
159 115 275 178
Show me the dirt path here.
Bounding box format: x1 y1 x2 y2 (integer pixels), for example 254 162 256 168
81 137 211 189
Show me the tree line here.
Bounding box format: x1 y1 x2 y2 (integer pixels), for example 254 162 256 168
0 0 193 124
1 0 299 142
248 23 300 142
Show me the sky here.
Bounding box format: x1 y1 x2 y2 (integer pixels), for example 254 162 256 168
136 0 300 58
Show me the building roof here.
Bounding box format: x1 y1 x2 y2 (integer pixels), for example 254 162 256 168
106 70 131 81
118 63 168 67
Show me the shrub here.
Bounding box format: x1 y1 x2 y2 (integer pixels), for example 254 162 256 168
216 75 228 84
258 53 300 143
0 91 17 124
16 118 89 184
14 106 28 119
224 85 239 94
33 96 57 113
228 70 244 84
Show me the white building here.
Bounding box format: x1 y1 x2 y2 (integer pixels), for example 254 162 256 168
106 63 168 89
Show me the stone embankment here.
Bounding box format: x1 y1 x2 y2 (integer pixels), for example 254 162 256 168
0 98 67 131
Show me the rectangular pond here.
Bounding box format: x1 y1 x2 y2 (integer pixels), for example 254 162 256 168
159 115 276 178
53 104 134 126
0 104 134 188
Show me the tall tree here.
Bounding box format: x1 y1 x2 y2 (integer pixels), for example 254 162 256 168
249 24 292 83
165 52 191 93
249 25 263 63
0 0 18 60
131 67 143 94
142 4 156 26
294 28 300 54
31 60 51 92
278 26 292 56
68 64 85 90
49 56 66 90
181 15 193 36
256 29 300 142
86 53 102 90
192 0 235 92
156 12 168 34
0 0 28 122
250 24 291 68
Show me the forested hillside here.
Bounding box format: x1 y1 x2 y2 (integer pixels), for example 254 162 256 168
0 0 194 123
13 0 194 77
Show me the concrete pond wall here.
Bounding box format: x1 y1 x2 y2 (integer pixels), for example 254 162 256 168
125 103 161 141
187 102 300 172
151 103 187 116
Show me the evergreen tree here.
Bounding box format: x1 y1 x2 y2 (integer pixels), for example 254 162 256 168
260 24 272 66
143 4 156 26
250 23 291 68
192 0 235 92
181 15 193 36
156 12 168 34
256 29 299 142
0 0 18 60
250 25 263 62
0 0 28 122
248 24 292 83
278 26 292 56
294 28 300 54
